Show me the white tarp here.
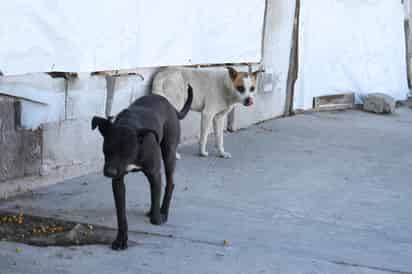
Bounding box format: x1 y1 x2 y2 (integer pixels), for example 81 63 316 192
294 0 409 109
0 0 265 75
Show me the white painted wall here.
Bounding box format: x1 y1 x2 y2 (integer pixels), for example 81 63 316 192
0 0 265 75
294 0 409 110
229 0 296 130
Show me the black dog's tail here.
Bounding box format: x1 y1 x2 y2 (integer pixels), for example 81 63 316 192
176 84 193 120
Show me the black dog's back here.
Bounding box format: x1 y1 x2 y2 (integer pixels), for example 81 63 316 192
115 85 193 144
114 96 171 144
116 95 175 142
129 84 192 121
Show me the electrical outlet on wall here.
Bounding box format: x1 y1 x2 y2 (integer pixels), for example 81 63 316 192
260 71 273 93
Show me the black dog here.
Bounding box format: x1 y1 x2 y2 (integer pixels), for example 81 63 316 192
92 85 193 250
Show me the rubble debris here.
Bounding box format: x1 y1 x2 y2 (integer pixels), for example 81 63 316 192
363 93 396 114
0 211 114 247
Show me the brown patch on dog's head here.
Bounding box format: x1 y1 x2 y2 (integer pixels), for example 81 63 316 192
225 67 259 107
226 67 251 93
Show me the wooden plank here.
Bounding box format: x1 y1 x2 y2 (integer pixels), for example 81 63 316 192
313 93 355 111
0 97 42 181
0 131 25 182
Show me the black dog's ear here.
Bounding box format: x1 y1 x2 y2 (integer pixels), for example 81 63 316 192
91 116 105 130
136 129 159 144
91 116 111 136
225 67 238 80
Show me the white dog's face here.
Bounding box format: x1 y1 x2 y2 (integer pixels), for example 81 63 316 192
226 67 259 107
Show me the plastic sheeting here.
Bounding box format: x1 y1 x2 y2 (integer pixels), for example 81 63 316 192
0 0 265 75
294 0 409 109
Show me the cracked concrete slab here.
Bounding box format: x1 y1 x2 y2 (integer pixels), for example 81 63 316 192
1 108 412 274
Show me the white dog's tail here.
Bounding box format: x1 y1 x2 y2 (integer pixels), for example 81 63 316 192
176 84 193 120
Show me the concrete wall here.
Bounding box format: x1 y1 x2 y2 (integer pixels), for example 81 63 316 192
229 0 296 130
0 68 208 185
294 0 409 110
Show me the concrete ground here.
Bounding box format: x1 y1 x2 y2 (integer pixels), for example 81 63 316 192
1 108 412 274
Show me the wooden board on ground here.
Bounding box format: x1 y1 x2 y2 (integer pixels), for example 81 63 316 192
0 96 42 182
313 93 355 112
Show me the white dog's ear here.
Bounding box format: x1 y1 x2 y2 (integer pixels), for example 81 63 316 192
91 116 111 136
251 69 265 80
226 67 238 80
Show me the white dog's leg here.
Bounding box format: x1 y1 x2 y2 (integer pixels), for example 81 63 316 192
213 113 231 159
199 112 214 157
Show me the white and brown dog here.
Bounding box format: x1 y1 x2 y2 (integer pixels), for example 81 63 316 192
152 66 262 158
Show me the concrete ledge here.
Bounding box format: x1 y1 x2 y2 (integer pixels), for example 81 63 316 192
41 119 103 176
0 73 66 129
0 161 101 200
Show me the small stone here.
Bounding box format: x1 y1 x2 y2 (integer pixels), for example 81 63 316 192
406 96 412 108
363 93 396 114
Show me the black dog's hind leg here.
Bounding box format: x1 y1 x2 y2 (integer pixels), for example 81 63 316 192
160 144 177 222
111 177 128 250
145 171 165 225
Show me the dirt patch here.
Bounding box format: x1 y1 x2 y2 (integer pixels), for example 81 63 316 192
0 210 116 247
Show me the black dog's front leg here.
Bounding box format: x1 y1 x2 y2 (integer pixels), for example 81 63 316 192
145 172 166 225
111 177 128 250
